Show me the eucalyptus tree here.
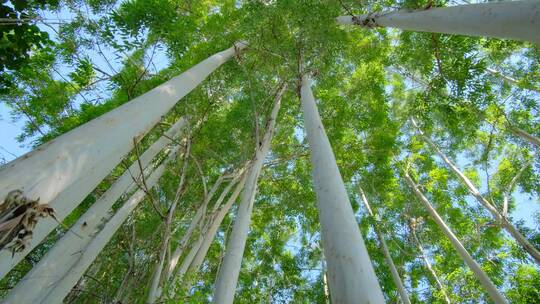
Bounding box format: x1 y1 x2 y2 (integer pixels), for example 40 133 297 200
359 186 411 304
213 83 286 304
0 42 247 279
403 170 507 303
337 1 540 43
0 0 539 303
39 140 183 303
4 118 187 304
411 118 540 265
300 75 384 304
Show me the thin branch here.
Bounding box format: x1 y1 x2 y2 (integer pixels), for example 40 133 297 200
132 137 166 219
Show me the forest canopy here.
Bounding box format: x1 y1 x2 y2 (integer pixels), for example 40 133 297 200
0 0 539 303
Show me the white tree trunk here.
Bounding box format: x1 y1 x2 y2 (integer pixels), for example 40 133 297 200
486 67 519 85
147 138 191 304
36 148 180 304
300 75 384 304
166 168 245 288
337 1 540 43
409 221 451 304
165 172 230 280
411 118 540 265
169 174 247 299
511 126 540 148
212 84 286 304
403 172 507 304
0 42 247 275
166 170 247 298
358 187 411 304
188 172 248 274
4 119 187 303
166 207 203 278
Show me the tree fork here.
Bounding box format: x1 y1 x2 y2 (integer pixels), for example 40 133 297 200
187 171 248 277
166 169 238 280
167 168 247 290
337 1 540 43
300 75 384 304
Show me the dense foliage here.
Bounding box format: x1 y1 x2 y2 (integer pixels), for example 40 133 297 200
0 0 539 303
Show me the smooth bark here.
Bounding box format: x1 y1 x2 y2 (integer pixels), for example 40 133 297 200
4 119 186 302
168 170 245 285
189 171 248 274
212 83 286 304
165 171 247 297
337 1 540 43
166 172 230 279
300 75 384 304
403 172 507 304
511 126 540 148
0 42 246 275
147 138 191 304
166 202 204 277
412 118 540 265
38 149 177 303
359 187 411 304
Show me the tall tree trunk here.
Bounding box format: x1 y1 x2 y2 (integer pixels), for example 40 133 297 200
0 42 247 277
147 137 191 304
188 170 248 275
510 126 540 148
409 219 451 304
337 1 540 43
167 201 206 277
4 119 187 303
359 187 411 304
212 83 287 304
403 171 507 304
411 118 540 265
34 146 181 304
168 169 246 288
166 169 249 298
300 75 384 304
166 170 234 280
